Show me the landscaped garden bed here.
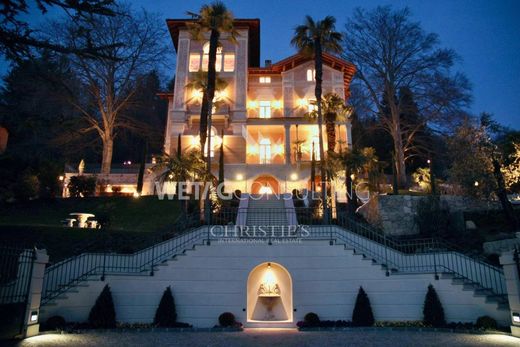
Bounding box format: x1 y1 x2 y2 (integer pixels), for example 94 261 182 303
0 196 183 262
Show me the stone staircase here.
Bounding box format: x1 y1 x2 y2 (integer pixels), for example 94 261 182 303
39 238 510 327
246 195 289 228
38 204 510 327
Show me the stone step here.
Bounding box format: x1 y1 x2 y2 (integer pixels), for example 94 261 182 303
244 322 296 329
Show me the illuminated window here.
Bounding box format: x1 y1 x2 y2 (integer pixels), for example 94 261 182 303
307 69 315 81
259 138 272 164
259 101 271 118
202 42 222 72
223 53 235 72
259 76 271 83
204 127 218 158
311 136 320 160
189 53 201 72
308 99 317 113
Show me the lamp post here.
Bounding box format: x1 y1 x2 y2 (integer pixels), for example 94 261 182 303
427 159 436 195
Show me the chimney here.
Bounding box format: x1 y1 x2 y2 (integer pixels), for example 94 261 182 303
265 59 272 68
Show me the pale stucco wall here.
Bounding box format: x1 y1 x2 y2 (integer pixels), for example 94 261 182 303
40 238 509 328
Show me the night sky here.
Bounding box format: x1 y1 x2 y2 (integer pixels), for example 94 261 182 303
5 0 520 129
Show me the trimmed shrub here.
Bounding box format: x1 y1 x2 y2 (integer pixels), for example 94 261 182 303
68 175 97 197
218 312 236 327
154 286 177 327
304 312 320 327
43 315 66 330
352 286 374 327
476 316 497 330
297 319 351 328
423 284 445 327
88 284 116 328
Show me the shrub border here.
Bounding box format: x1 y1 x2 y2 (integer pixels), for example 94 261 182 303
297 326 511 335
39 326 243 335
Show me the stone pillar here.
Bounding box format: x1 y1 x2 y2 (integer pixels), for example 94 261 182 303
284 124 291 165
23 249 49 338
499 250 520 337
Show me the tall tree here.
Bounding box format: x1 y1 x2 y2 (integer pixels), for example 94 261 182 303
52 5 168 174
187 1 237 222
343 6 471 188
0 0 117 61
187 1 237 156
291 15 343 222
113 71 168 162
218 131 224 189
448 114 519 231
306 92 353 155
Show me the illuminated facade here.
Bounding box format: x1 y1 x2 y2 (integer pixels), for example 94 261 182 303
163 18 356 196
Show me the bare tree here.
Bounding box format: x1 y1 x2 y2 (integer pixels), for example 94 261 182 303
343 6 471 188
0 0 117 61
52 5 169 174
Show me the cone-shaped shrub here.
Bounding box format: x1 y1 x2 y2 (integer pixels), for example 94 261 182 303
154 286 178 327
352 286 374 326
423 284 445 327
88 284 116 328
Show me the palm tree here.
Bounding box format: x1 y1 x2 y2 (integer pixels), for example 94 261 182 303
305 92 353 155
339 147 379 215
187 1 237 156
185 70 229 113
187 1 237 223
291 16 342 222
152 148 206 191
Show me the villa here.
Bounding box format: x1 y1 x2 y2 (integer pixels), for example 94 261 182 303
61 18 355 198
31 17 517 333
160 18 355 197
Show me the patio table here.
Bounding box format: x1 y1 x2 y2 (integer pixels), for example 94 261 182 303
69 213 96 228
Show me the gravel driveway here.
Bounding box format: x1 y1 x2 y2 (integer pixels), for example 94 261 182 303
13 329 519 347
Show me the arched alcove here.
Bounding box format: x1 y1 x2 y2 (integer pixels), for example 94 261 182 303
247 262 293 323
251 175 280 195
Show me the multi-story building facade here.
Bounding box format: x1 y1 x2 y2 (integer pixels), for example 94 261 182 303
163 18 356 197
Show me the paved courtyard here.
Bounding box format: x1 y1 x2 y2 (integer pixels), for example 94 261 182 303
13 329 519 347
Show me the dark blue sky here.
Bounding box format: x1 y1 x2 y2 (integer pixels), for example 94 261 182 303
137 0 520 129
5 0 519 129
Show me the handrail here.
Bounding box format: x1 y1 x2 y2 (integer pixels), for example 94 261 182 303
41 207 507 305
42 213 203 304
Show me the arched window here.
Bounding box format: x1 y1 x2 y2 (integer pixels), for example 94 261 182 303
202 42 222 72
189 42 234 72
259 138 272 164
307 69 315 81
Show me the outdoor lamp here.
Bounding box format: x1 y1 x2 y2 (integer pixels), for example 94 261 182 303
30 310 38 322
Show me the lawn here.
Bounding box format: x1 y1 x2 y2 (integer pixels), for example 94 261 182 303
0 196 182 232
0 196 184 263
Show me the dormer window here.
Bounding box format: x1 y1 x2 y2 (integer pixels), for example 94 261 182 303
259 76 271 83
307 69 316 81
